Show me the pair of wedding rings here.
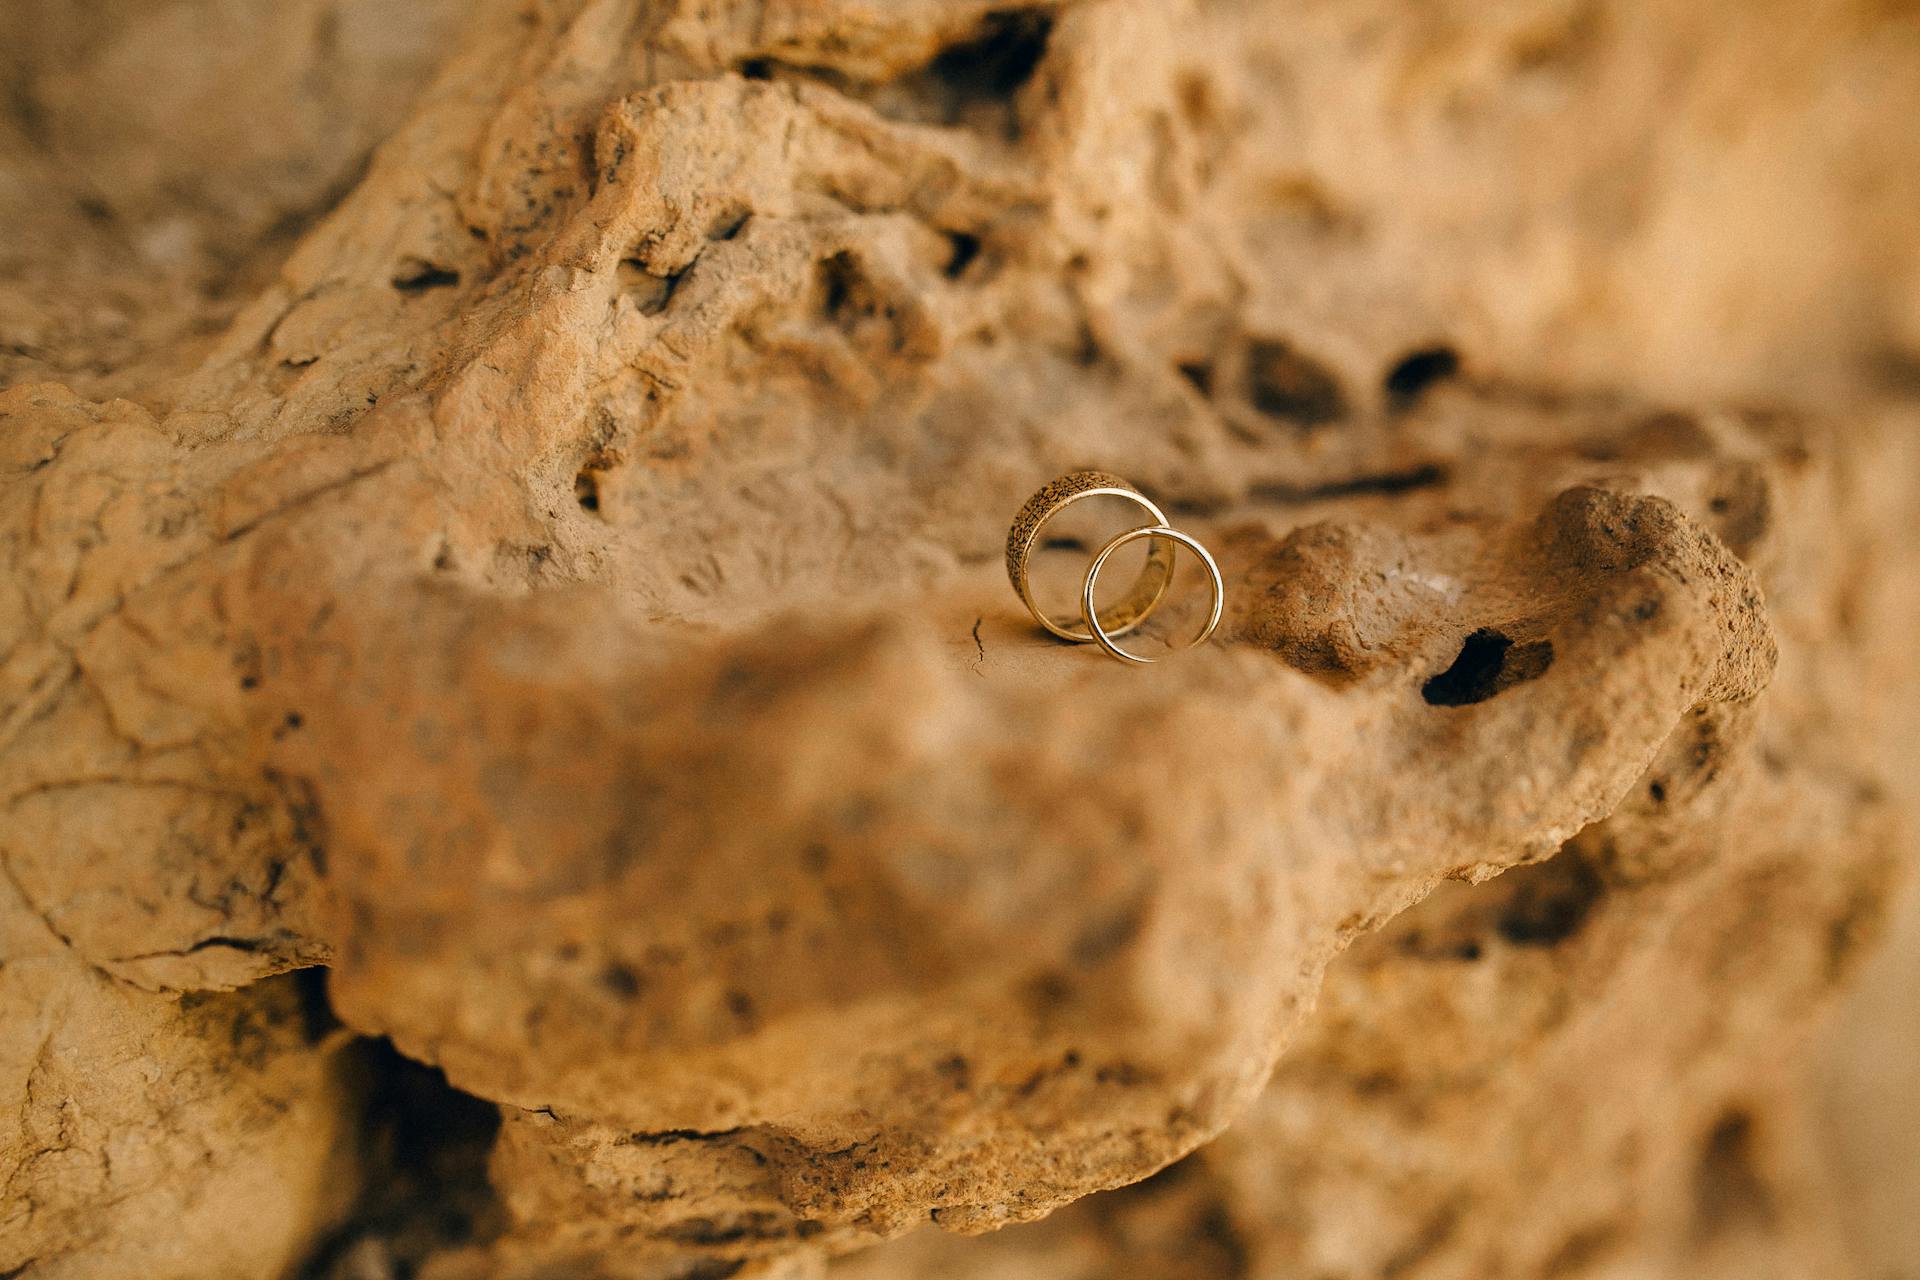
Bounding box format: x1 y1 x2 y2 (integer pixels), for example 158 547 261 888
1005 471 1224 665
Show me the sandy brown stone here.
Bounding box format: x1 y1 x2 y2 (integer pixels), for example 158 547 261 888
1 1 1916 1277
0 905 360 1278
833 417 1919 1280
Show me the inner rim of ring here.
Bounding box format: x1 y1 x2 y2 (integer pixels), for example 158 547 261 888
1081 525 1224 664
1025 490 1175 640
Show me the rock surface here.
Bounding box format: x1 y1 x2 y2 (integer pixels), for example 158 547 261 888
1 1 1915 1278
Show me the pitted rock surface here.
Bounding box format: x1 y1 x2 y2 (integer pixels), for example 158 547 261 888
2 2 1916 1278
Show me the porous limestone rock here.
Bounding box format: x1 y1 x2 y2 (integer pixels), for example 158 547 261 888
1 1 1916 1278
836 414 1918 1280
0 941 360 1279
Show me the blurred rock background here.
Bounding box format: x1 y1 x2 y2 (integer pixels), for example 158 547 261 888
1 2 1915 1277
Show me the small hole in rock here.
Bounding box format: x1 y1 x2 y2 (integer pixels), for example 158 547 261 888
617 258 678 316
709 210 750 241
1246 338 1347 427
1071 321 1102 367
937 1054 971 1091
740 58 773 80
599 963 641 998
1175 71 1215 128
1695 1108 1776 1233
944 231 981 278
1384 345 1460 407
1421 628 1554 707
820 252 856 320
1024 970 1072 1010
1177 360 1214 397
928 10 1053 101
292 967 340 1042
816 251 901 350
1705 462 1772 555
391 261 461 293
574 470 601 513
1497 851 1604 946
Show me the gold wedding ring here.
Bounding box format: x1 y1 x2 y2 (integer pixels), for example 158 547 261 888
1082 525 1224 665
1005 470 1176 643
1006 470 1225 664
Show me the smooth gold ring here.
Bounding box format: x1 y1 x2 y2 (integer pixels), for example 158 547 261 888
1006 470 1176 643
1082 525 1224 665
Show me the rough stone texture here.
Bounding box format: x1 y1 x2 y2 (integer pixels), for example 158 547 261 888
1 1 1916 1279
838 415 1919 1280
0 947 360 1279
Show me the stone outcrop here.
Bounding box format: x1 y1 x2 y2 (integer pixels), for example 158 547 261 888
1 1 1915 1277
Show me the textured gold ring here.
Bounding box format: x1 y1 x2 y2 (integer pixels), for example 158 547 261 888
1082 525 1224 665
1006 470 1176 643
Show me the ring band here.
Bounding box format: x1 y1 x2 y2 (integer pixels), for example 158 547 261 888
1082 525 1224 665
1006 470 1176 643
